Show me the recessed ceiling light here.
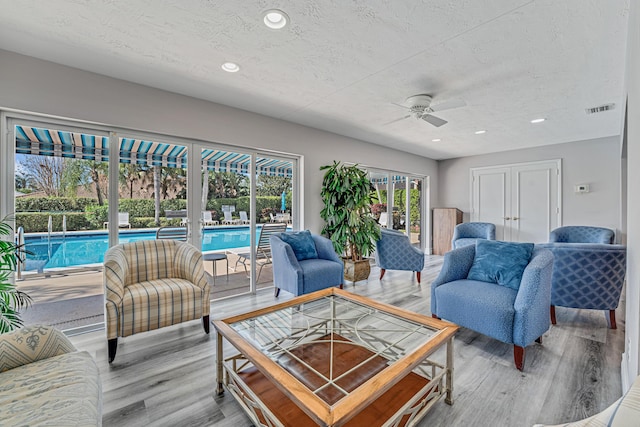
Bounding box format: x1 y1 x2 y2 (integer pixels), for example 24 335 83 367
263 9 289 29
432 138 441 142
475 130 486 135
530 118 546 124
221 62 240 73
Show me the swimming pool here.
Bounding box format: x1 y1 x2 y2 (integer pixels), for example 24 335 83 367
23 226 276 271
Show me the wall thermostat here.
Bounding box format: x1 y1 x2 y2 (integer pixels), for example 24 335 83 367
575 184 590 193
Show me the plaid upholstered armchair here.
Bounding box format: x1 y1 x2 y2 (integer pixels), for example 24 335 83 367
104 240 210 362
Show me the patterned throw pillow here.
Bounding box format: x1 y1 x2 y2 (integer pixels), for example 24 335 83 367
280 230 318 261
467 240 534 290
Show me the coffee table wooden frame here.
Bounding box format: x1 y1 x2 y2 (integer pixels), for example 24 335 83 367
214 287 458 427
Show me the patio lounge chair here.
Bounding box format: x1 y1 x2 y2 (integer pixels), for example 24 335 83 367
103 212 132 229
378 212 389 228
202 211 218 226
156 226 188 241
239 211 250 224
228 223 287 281
222 211 239 225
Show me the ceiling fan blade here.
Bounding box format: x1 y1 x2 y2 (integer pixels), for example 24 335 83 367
391 102 410 110
384 115 411 125
422 114 448 127
430 98 466 112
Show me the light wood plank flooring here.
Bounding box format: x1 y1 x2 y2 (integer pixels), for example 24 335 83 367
68 255 625 426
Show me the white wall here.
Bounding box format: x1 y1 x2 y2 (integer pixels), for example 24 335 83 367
437 136 622 238
0 49 438 235
623 0 640 389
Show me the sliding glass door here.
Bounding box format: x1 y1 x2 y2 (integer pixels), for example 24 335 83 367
367 168 428 250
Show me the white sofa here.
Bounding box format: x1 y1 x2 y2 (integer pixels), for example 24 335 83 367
0 324 102 426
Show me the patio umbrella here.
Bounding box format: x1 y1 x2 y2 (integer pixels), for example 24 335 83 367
281 191 286 212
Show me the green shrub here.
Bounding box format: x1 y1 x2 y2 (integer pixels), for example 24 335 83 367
85 205 109 229
119 199 155 218
15 197 99 212
15 212 91 233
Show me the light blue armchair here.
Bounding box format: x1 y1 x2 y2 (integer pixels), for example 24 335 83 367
548 225 615 244
431 242 554 371
270 231 343 297
374 228 425 283
451 222 496 249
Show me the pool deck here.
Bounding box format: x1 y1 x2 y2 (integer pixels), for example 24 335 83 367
17 251 275 331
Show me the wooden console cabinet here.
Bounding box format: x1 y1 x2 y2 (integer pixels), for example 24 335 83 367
432 208 463 255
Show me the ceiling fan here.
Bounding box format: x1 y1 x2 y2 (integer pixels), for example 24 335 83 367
387 94 465 127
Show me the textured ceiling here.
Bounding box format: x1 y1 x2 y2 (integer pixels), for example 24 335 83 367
0 0 630 159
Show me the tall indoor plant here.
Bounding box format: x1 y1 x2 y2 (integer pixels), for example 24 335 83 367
0 216 32 333
320 161 381 281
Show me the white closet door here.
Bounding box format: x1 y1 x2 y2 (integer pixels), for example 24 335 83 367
471 167 510 241
471 160 561 243
510 161 560 243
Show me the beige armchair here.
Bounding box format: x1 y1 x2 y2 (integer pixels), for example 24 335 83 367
104 239 210 362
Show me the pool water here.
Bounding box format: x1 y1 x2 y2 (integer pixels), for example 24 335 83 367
23 226 270 271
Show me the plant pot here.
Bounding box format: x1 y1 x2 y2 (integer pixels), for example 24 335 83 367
343 258 371 282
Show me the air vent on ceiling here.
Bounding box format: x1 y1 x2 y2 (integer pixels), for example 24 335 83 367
585 103 615 114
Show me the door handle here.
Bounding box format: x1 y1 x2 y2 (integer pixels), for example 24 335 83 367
504 217 511 220
512 217 519 221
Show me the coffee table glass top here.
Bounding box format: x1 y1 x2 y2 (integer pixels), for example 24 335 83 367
227 293 440 405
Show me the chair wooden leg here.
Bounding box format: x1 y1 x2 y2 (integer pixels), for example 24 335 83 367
380 269 386 280
108 338 118 363
432 314 440 319
608 310 617 329
550 305 557 325
536 336 542 344
274 287 281 297
514 345 525 371
202 315 210 334
339 284 343 289
416 271 421 284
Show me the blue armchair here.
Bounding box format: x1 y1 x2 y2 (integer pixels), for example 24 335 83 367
548 225 615 244
451 222 496 249
537 242 626 328
270 231 343 297
431 243 554 370
374 228 425 283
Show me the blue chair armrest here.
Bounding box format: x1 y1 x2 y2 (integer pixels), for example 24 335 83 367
431 244 475 314
270 235 303 295
513 248 554 346
313 234 342 264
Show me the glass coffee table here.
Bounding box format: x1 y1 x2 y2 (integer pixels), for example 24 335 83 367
214 287 458 427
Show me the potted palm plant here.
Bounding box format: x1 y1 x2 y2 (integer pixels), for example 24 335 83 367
0 216 32 333
320 161 381 281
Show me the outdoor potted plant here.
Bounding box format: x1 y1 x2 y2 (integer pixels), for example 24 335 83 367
0 216 32 333
320 161 381 282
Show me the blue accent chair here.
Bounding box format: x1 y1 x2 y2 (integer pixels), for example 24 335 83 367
451 222 496 249
431 245 554 371
548 225 615 244
537 241 626 329
374 228 425 283
270 233 343 297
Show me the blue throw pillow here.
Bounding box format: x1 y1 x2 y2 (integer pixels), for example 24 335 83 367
279 230 318 261
467 240 534 290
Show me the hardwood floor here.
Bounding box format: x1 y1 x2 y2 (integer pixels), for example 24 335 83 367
68 255 625 426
